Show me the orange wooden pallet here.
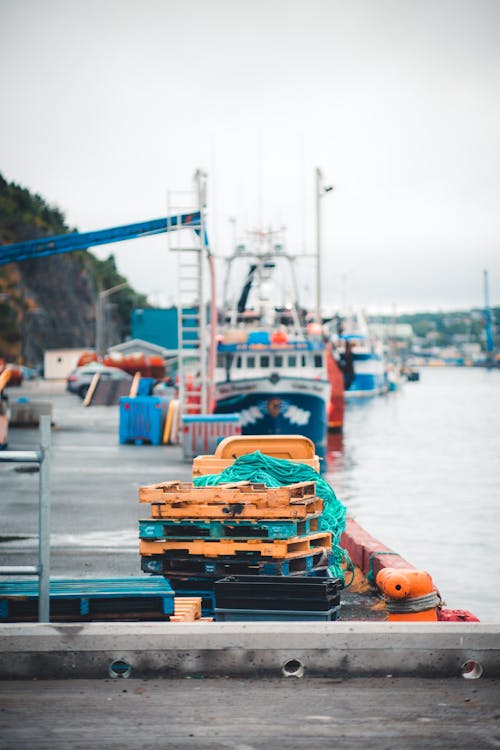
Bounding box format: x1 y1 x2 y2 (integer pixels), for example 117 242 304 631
169 596 201 622
149 496 323 520
139 480 317 505
139 531 332 560
168 597 213 622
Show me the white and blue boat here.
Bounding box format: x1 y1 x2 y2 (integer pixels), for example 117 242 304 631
335 311 388 399
214 230 332 459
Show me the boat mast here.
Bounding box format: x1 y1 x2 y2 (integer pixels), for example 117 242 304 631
315 167 334 325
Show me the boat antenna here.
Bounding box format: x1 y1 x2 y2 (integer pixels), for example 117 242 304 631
315 167 335 325
257 135 263 230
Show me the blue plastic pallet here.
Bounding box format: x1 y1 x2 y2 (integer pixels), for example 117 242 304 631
0 576 175 618
138 515 321 541
141 550 333 577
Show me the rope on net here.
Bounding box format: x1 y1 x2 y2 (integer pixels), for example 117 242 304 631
193 450 352 584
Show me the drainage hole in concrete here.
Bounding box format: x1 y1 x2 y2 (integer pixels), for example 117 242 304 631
282 659 304 678
461 660 483 680
0 536 30 543
109 660 132 679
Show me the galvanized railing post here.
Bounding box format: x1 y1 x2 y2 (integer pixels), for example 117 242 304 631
0 415 51 622
38 415 51 622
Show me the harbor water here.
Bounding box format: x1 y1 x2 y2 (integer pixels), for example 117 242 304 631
325 366 500 623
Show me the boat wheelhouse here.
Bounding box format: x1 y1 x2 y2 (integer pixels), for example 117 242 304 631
215 333 331 459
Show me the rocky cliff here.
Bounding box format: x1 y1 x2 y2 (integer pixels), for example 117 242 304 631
0 173 148 367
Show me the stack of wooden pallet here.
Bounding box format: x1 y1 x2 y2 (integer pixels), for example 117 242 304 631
139 480 333 614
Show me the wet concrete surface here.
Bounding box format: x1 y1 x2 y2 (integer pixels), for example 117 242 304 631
0 379 191 579
1 676 499 749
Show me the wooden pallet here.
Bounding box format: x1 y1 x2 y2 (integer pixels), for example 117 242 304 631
169 596 213 622
171 586 216 616
141 549 333 577
139 480 317 504
150 498 323 520
139 531 332 560
138 514 321 541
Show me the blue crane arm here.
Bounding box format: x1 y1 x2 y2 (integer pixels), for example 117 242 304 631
483 270 495 354
484 308 494 353
0 211 202 265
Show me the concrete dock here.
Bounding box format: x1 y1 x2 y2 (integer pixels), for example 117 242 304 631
1 380 499 748
1 674 499 750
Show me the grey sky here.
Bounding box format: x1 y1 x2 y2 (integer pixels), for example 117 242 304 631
1 0 499 312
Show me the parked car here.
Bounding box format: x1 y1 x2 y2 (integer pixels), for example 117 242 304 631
66 363 132 399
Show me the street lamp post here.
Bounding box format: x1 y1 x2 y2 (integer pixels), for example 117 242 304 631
315 167 334 325
95 282 127 357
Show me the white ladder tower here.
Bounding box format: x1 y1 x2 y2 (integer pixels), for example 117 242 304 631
168 169 209 416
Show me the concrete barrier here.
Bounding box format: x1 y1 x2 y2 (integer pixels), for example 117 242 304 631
0 621 498 679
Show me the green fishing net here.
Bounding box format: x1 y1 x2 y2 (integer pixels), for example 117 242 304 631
193 450 351 584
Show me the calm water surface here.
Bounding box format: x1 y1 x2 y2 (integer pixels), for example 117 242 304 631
324 366 500 623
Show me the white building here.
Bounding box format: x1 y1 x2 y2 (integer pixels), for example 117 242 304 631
44 348 91 379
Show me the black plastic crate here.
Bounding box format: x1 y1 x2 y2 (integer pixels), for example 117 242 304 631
214 574 342 612
215 605 340 622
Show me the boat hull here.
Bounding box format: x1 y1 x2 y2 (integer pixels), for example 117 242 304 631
214 376 330 459
345 354 387 399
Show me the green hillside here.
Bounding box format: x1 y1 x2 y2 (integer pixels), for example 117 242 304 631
0 173 148 366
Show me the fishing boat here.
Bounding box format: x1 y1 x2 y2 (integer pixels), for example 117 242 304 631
333 310 388 398
213 230 341 459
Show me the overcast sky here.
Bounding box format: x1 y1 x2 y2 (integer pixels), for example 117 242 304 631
1 0 499 312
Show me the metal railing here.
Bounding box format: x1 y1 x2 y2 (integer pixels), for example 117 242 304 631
0 414 51 622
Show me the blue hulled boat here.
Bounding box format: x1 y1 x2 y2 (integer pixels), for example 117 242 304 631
334 311 388 398
214 230 332 460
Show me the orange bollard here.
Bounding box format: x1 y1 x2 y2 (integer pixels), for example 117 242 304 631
376 568 440 621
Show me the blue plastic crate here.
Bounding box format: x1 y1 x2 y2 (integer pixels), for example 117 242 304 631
119 396 168 445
